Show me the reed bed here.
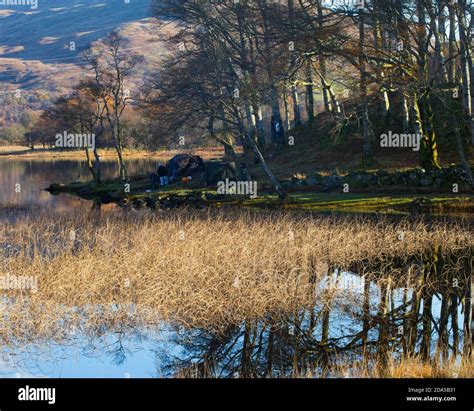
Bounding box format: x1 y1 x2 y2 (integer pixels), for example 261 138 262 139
0 209 472 344
322 356 474 378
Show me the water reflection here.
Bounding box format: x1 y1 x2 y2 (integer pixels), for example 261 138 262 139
166 264 471 378
1 259 471 378
0 158 157 212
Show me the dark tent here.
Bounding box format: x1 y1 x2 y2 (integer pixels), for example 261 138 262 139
166 154 237 187
205 161 237 186
167 154 206 181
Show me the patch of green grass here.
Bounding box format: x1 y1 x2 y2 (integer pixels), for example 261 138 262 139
241 192 474 215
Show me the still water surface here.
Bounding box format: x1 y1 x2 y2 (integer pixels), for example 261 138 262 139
0 158 157 212
0 158 469 378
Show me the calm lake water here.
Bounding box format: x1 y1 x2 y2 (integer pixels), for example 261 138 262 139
0 271 469 378
0 157 158 213
0 158 470 378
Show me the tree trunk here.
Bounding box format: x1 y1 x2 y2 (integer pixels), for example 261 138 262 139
316 0 330 113
84 147 98 182
305 59 314 122
291 83 302 127
402 93 410 133
283 89 291 131
244 131 286 199
92 146 101 183
431 0 447 83
261 1 284 145
315 69 342 118
458 0 473 144
469 51 474 145
436 292 450 360
377 281 390 372
288 0 301 127
359 8 372 163
452 112 474 188
451 294 459 356
413 92 441 170
463 262 472 357
447 3 457 83
373 12 390 118
437 0 448 83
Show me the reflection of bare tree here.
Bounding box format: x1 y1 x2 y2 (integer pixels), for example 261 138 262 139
166 249 472 378
109 332 127 366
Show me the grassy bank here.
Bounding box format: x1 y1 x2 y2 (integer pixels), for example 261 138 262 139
46 175 474 216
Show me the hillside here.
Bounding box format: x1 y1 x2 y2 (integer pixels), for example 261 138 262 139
0 0 173 126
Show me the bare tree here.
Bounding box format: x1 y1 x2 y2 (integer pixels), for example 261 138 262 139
85 32 142 180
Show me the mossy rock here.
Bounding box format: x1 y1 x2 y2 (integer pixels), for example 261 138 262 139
377 176 393 187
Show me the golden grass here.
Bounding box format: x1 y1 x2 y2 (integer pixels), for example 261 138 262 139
326 356 474 378
0 145 31 153
0 146 228 160
0 210 472 347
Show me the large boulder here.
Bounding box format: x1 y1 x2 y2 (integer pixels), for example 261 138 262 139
205 160 237 186
167 154 206 181
321 174 343 188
